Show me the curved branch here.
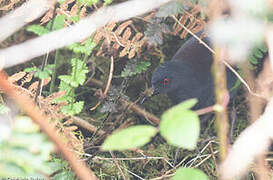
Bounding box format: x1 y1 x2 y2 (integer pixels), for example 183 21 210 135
0 71 98 180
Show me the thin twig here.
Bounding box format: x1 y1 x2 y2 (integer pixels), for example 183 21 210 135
119 98 161 125
110 151 128 180
112 32 126 47
209 143 218 172
91 156 165 161
87 78 161 124
124 169 145 180
104 56 114 95
71 116 105 136
194 151 219 168
90 56 114 111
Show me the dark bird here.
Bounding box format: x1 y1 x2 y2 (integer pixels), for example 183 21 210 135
151 32 237 110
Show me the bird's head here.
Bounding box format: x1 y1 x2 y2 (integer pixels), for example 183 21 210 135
151 61 184 95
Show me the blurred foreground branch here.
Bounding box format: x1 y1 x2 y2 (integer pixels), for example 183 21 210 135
220 96 273 179
0 0 171 68
0 71 98 180
0 0 53 42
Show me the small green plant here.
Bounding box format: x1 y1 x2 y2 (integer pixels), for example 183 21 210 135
67 38 96 57
101 99 208 179
27 14 96 116
57 58 88 116
24 64 55 79
27 15 65 35
248 43 267 65
121 60 151 77
0 116 54 178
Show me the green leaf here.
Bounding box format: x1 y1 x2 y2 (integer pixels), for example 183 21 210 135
58 80 72 92
24 67 38 73
259 43 267 52
253 47 263 58
160 101 200 150
67 38 96 55
78 0 98 6
171 168 208 180
46 15 65 31
68 15 80 23
249 54 258 64
25 64 54 79
59 75 75 87
121 60 151 77
71 58 88 86
26 25 49 36
104 0 112 5
72 101 84 115
61 105 73 116
61 101 84 116
37 71 50 79
175 99 198 110
102 125 158 151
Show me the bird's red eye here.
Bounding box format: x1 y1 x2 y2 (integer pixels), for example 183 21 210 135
163 78 170 85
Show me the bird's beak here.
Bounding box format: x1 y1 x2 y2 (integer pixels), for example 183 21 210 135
151 85 159 96
140 86 158 104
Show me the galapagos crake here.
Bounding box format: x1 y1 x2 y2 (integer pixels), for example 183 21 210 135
151 33 237 110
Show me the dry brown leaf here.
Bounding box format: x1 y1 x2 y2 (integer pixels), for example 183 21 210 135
80 6 87 19
94 20 147 59
28 81 39 94
40 8 54 25
0 0 20 11
8 71 27 83
60 0 75 11
172 6 205 39
6 70 84 154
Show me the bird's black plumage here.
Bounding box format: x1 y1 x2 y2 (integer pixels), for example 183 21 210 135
151 33 237 110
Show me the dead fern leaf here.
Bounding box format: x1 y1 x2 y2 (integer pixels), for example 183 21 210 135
80 6 87 19
60 0 75 12
27 77 51 94
172 6 205 39
40 7 54 25
6 71 84 155
93 20 146 59
8 71 27 84
8 71 34 86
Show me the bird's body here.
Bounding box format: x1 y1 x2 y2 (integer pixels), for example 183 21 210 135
151 33 237 110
